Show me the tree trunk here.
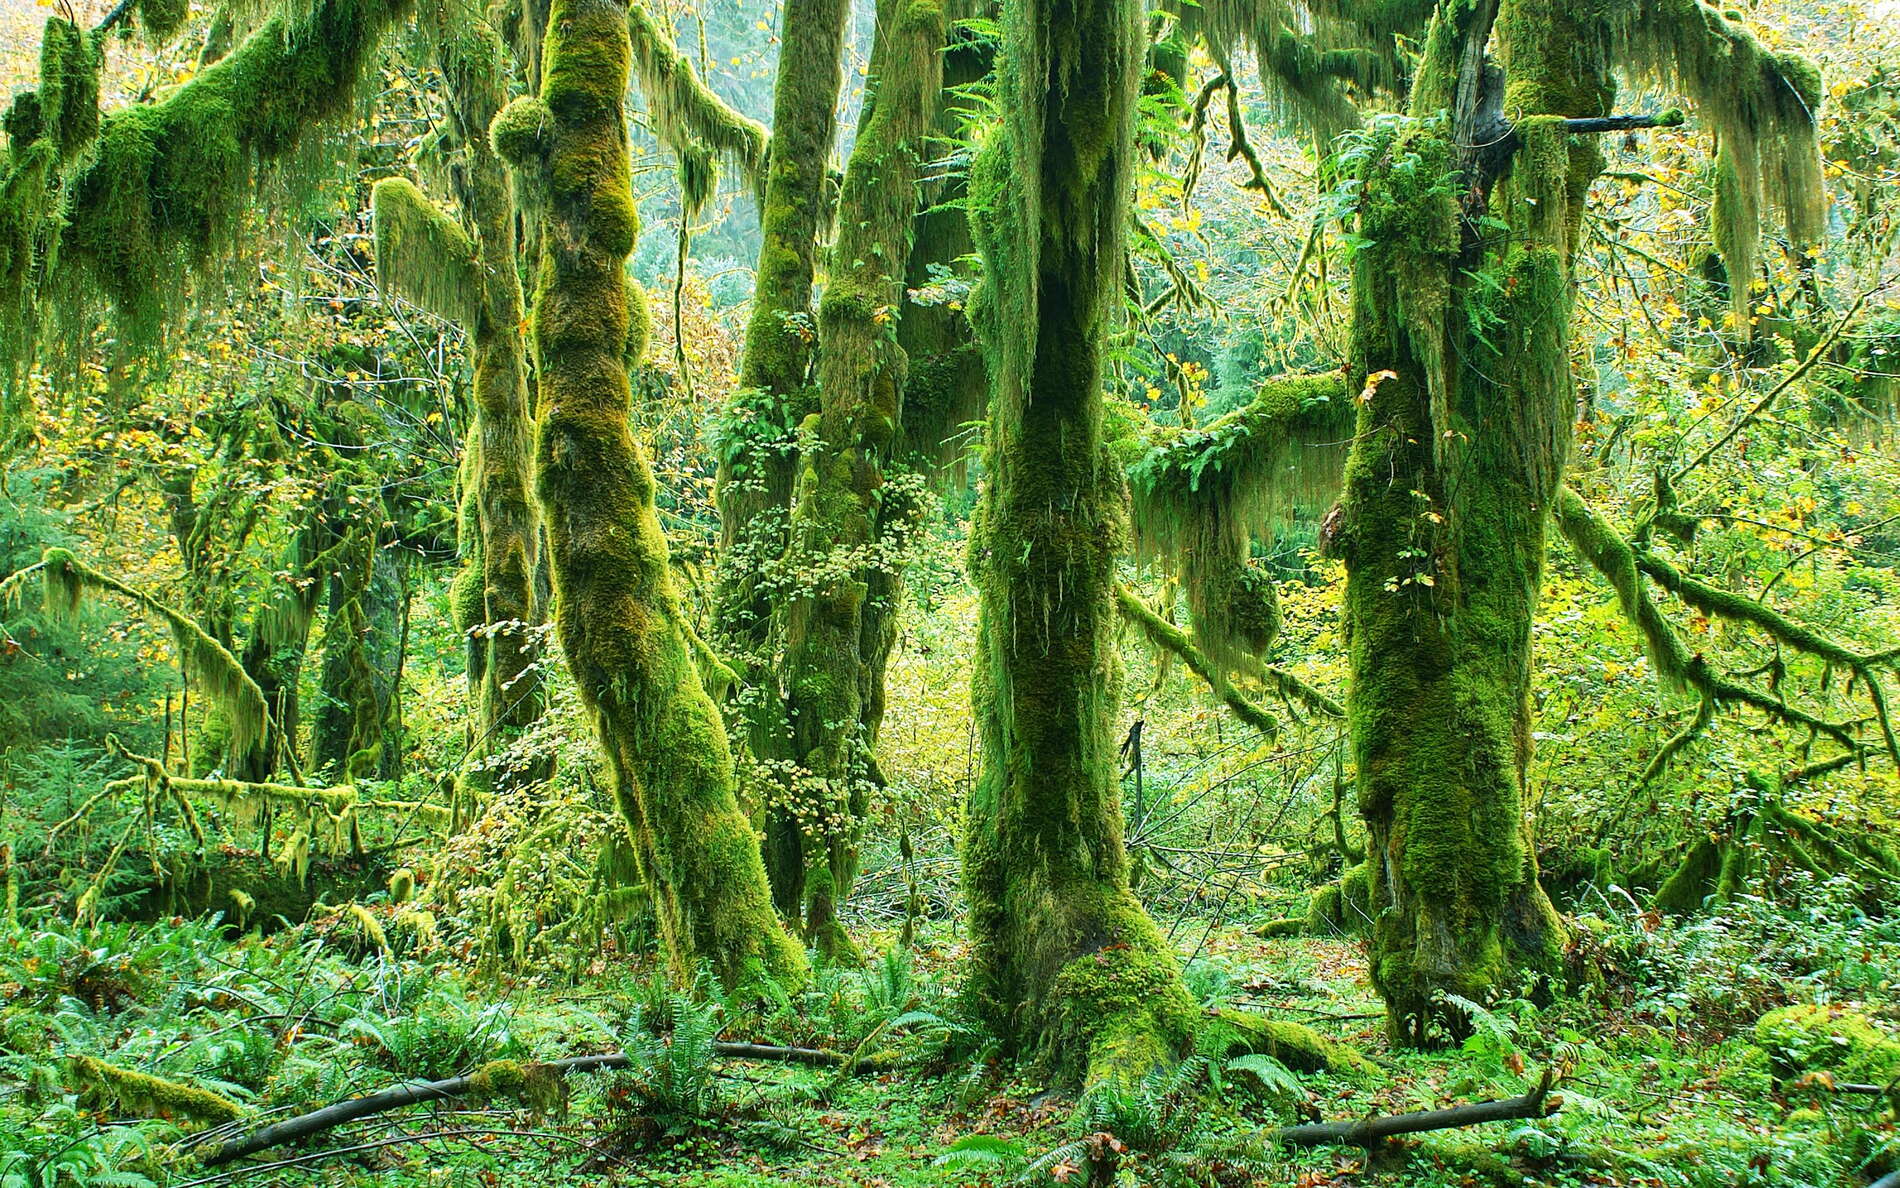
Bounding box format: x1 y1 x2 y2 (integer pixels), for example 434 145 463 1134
1334 0 1605 1043
493 0 805 990
771 0 946 959
963 0 1198 1086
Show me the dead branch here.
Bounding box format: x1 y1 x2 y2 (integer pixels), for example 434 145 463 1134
188 1043 894 1167
1270 1068 1558 1148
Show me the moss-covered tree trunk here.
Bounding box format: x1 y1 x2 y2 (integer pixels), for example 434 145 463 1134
493 0 805 990
963 0 1203 1085
771 0 947 958
713 0 850 651
711 0 851 914
434 7 545 773
312 537 403 780
1332 0 1605 1042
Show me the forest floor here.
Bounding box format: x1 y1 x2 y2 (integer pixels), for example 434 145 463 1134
5 889 1895 1188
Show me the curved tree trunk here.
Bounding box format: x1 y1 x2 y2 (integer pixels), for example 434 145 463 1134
494 0 805 990
963 0 1201 1086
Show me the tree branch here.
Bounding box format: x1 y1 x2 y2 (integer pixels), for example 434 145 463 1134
190 1044 894 1167
1271 1068 1559 1147
1115 584 1279 735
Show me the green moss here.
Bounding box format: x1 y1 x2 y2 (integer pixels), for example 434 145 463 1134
503 0 803 991
1305 862 1371 936
768 0 946 952
370 176 481 328
1756 1005 1900 1086
45 0 413 345
138 0 190 42
627 2 769 198
70 1054 244 1124
36 18 100 162
491 96 554 165
1215 1013 1374 1078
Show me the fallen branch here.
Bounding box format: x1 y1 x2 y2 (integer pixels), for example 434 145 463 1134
1270 1068 1558 1148
189 1043 893 1166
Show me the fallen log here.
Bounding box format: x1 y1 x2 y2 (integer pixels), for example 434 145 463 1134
1271 1068 1559 1148
188 1042 892 1167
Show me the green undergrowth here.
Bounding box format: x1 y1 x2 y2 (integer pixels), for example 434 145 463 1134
2 889 1894 1187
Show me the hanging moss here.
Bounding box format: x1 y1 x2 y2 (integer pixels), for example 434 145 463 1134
370 177 482 328
499 0 804 991
71 1055 244 1124
138 0 191 42
38 547 270 755
36 17 102 162
1607 0 1825 333
39 0 412 344
626 1 769 198
1129 372 1349 669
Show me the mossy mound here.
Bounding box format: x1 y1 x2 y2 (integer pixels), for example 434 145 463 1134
1755 1004 1900 1087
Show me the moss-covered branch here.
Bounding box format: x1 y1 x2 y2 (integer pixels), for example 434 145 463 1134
1115 583 1279 735
4 0 413 351
626 1 769 198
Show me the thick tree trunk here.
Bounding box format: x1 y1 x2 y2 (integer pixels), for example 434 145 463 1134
1334 0 1605 1042
962 0 1200 1086
312 542 403 780
772 0 946 959
493 0 805 990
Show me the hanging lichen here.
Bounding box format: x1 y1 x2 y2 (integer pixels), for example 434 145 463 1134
494 0 804 991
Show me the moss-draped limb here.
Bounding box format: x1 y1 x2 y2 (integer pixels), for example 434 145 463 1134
964 0 1198 1087
15 0 412 349
1605 0 1824 332
21 548 270 755
626 2 769 197
771 0 947 956
496 0 804 990
714 0 852 671
1114 584 1279 735
1128 372 1351 670
1553 486 1862 753
371 176 482 328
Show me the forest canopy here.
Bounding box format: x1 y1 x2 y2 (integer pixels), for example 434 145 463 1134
0 0 1898 1185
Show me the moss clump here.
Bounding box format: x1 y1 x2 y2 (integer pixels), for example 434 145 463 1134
70 1055 244 1124
138 0 190 42
1755 1005 1900 1087
502 0 803 991
1215 1013 1374 1078
36 18 101 162
370 177 482 329
1305 862 1371 936
490 96 554 166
